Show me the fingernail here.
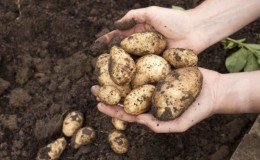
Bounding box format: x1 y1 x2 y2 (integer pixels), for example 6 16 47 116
97 103 103 108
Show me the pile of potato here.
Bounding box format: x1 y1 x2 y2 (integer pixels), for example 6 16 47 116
36 111 96 160
95 31 203 153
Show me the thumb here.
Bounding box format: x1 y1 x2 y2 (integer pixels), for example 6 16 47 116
115 7 154 30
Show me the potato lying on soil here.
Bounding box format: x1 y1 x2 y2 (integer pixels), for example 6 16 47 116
120 32 167 56
163 48 198 68
108 130 129 154
109 46 136 85
124 84 155 115
131 54 170 88
95 53 131 97
62 111 84 137
112 117 127 130
97 85 121 105
37 137 67 160
71 126 96 149
152 67 203 121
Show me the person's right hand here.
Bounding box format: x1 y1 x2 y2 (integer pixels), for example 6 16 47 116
93 6 209 54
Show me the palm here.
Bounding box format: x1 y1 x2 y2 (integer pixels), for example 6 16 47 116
91 68 221 133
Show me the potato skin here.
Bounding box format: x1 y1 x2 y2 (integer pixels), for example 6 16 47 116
62 111 84 137
37 137 67 160
95 53 131 97
124 84 155 115
163 48 198 68
131 54 170 88
97 85 121 105
108 130 129 154
71 126 96 149
112 117 127 130
152 67 203 121
109 46 136 85
120 32 166 56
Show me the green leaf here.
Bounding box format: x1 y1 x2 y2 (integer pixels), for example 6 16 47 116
171 5 185 10
245 43 260 51
252 50 260 65
244 53 260 72
225 47 249 72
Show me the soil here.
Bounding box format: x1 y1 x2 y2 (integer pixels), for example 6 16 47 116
0 0 259 160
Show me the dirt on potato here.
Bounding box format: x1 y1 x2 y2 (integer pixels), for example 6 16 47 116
0 0 259 160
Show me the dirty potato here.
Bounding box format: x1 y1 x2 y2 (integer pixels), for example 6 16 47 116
62 111 84 137
109 46 136 85
97 85 121 105
71 126 96 149
163 48 198 68
95 53 131 97
37 137 67 160
108 130 129 154
120 32 167 56
124 84 155 115
131 54 170 88
152 67 203 121
112 117 127 130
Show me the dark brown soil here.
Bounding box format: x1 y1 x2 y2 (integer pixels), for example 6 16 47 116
0 0 259 160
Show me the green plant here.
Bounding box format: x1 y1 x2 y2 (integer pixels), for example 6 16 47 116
221 37 260 72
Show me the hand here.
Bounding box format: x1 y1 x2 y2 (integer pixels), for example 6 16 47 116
92 6 209 54
91 68 222 133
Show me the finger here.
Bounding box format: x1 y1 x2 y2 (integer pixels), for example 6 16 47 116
115 7 153 30
91 85 100 96
97 103 136 122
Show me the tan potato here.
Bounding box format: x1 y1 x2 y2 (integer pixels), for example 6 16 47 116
108 130 129 154
95 53 131 97
152 67 203 121
71 126 96 149
109 46 136 85
97 85 121 105
120 32 166 56
124 84 155 115
131 54 171 88
112 117 127 130
37 137 67 160
62 111 84 137
163 48 198 68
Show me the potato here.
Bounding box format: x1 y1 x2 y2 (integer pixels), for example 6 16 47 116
37 137 67 160
163 48 198 68
71 126 96 149
124 84 155 115
109 46 136 85
112 117 127 130
152 67 203 121
95 53 131 97
108 130 129 154
120 32 166 56
62 111 84 137
97 85 121 105
131 54 170 88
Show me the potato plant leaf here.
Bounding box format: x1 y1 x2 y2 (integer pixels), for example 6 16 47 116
225 47 249 72
244 54 260 71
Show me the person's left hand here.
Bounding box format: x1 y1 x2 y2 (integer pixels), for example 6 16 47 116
91 68 222 133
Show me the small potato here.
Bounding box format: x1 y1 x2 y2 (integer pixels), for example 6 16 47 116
163 48 198 68
97 85 121 105
71 126 96 149
62 111 84 137
131 54 170 88
124 84 155 115
112 117 127 130
152 67 203 121
120 32 166 56
95 53 131 97
108 130 129 154
37 137 67 160
109 46 136 85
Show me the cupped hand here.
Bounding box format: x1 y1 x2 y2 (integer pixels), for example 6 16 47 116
92 6 209 54
91 68 222 133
